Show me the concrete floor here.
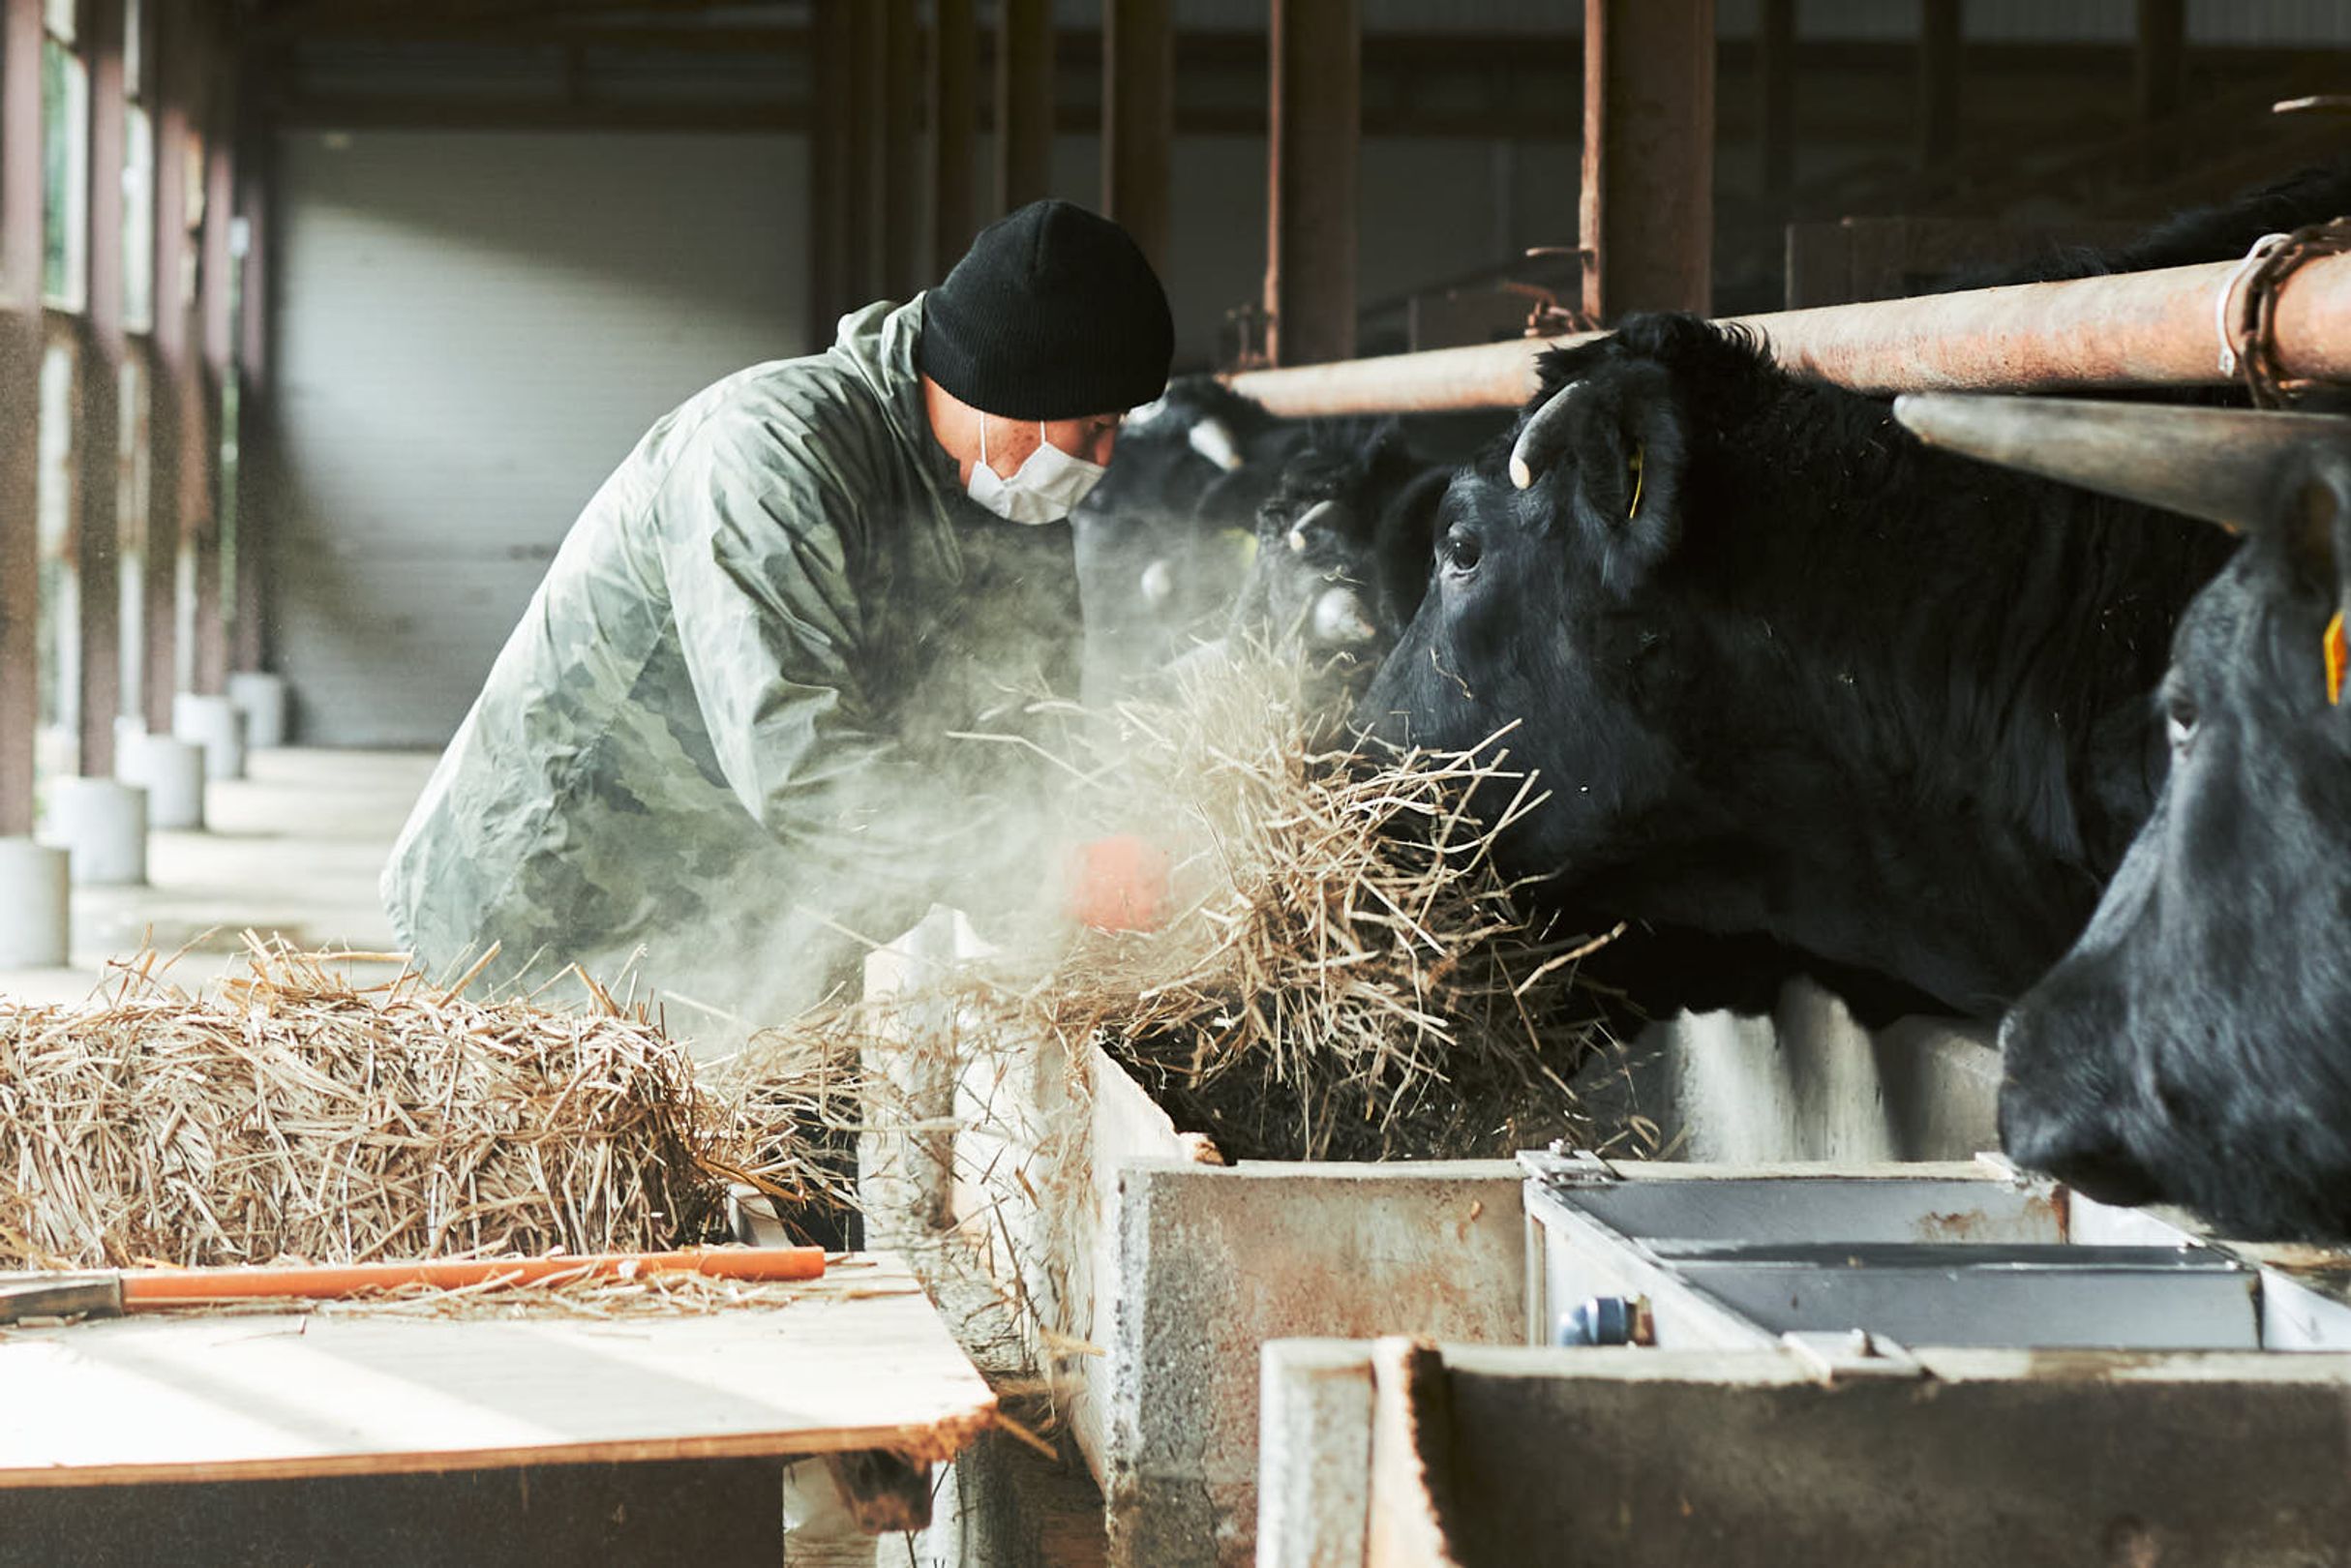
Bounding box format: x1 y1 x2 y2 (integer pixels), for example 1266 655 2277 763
2 749 436 1007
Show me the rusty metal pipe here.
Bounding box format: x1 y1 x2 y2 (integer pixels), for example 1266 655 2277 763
1222 251 2351 415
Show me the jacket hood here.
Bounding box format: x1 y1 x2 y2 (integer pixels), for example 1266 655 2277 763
829 295 980 524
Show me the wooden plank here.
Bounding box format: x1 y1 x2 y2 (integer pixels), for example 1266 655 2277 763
1265 0 1360 366
1101 0 1173 276
76 0 127 773
806 0 851 335
0 1254 994 1487
0 1459 784 1568
230 45 271 677
1781 220 1852 312
995 0 1052 216
842 0 879 304
194 49 234 699
2133 0 2185 183
1917 0 1961 172
1580 0 1714 324
928 0 978 277
879 0 918 299
1757 0 1794 203
0 0 42 834
144 21 191 737
1365 1340 1465 1568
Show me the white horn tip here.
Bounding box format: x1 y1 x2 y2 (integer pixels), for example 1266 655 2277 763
1508 456 1535 490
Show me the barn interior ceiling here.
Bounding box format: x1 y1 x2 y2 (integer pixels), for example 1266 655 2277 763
218 1 2351 326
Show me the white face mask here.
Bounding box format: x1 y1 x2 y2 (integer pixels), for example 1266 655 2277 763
967 417 1107 526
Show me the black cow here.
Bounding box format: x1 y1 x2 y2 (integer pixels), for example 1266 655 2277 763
1962 399 2351 1241
1223 420 1449 707
1349 161 2351 1026
1072 377 1292 702
1353 312 2238 1023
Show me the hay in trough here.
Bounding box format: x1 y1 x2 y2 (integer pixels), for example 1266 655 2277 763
0 939 762 1273
977 651 1643 1163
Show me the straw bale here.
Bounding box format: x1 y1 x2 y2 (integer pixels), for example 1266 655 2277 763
0 939 750 1271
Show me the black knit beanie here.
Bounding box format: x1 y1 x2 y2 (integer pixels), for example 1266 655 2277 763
919 199 1174 421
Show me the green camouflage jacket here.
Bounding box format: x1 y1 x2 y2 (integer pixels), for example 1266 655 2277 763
382 298 1079 1048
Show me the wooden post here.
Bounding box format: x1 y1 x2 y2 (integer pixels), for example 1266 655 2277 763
807 0 852 340
1581 0 1714 325
2134 0 2184 183
77 0 127 773
1757 0 1794 205
231 46 270 677
1917 0 1961 173
146 24 191 737
195 55 233 698
1102 0 1173 275
879 0 918 299
928 0 978 277
1265 0 1359 367
0 0 43 834
842 0 879 306
995 0 1051 217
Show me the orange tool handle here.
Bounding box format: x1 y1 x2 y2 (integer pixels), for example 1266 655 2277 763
118 1246 827 1306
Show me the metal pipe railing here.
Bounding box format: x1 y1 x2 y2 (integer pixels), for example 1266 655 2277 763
1222 250 2351 415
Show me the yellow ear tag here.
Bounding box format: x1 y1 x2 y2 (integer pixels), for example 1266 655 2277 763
2327 610 2346 707
1627 444 1645 521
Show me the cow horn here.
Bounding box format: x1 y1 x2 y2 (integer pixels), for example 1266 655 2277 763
1287 498 1343 551
1189 417 1246 472
1508 379 1586 491
1893 393 2351 536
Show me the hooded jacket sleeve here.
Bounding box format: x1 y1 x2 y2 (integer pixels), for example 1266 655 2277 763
647 399 1051 942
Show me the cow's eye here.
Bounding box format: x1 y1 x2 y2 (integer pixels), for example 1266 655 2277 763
2165 694 2199 755
1443 528 1484 573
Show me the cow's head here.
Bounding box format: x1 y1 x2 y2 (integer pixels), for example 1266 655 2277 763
1974 400 2351 1240
1354 335 1698 897
1232 420 1445 701
1072 378 1283 693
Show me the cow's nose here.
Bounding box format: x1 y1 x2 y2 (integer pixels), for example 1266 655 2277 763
1999 1083 2164 1210
1309 586 1378 648
1138 559 1176 608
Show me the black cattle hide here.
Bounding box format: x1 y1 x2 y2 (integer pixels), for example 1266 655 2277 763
1225 419 1447 706
1357 313 2239 1022
2000 449 2351 1241
1348 155 2351 1029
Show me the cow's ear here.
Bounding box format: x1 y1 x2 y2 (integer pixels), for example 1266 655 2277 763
2301 454 2351 708
1362 419 1414 488
2269 451 2351 708
1549 361 1688 596
1376 467 1449 621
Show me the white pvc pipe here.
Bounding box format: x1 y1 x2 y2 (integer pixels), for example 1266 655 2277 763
226 672 289 750
42 777 148 886
173 693 249 782
121 733 207 831
0 839 71 968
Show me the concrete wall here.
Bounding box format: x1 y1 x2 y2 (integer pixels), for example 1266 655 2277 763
269 131 808 747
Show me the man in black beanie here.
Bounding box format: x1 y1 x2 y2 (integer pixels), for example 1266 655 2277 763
383 200 1175 1050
